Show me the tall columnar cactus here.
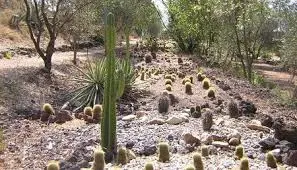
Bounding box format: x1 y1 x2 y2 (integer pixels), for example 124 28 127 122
101 13 119 160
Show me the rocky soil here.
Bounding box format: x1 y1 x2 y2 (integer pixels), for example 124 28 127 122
0 46 297 170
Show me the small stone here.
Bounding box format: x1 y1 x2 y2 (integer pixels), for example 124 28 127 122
228 138 240 146
227 130 241 141
143 145 157 156
183 109 191 113
246 120 271 133
122 115 136 121
259 137 278 150
136 111 145 118
212 141 229 148
166 116 185 125
181 112 190 117
183 132 201 146
126 141 135 149
201 133 213 145
211 134 227 141
148 118 165 125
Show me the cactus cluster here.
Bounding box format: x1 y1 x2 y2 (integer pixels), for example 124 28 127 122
185 82 192 94
158 92 170 113
92 148 105 170
182 78 191 85
197 73 205 82
207 87 215 98
235 145 244 160
144 162 154 170
158 142 170 162
201 146 209 157
266 152 277 168
228 100 239 118
84 106 93 116
190 106 202 118
202 78 210 89
202 110 213 131
117 147 128 165
46 161 60 170
165 84 172 91
193 153 204 170
165 79 173 86
92 104 103 121
240 158 249 170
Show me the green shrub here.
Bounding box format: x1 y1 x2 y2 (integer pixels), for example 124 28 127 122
158 142 170 162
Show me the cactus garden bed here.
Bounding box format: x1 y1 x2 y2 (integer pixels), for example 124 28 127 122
1 47 297 170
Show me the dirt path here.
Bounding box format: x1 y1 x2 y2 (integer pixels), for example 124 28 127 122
254 62 296 90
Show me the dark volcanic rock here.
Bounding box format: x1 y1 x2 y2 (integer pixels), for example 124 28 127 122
273 118 297 144
259 137 278 150
260 114 274 128
239 100 257 116
284 150 297 167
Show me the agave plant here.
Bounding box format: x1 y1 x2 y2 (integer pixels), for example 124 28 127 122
68 56 136 111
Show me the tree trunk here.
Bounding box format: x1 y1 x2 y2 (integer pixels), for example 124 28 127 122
73 36 77 65
43 55 52 73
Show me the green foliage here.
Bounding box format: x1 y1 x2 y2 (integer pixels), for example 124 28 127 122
193 153 204 170
201 146 209 157
144 162 154 170
185 82 192 94
271 87 297 108
46 161 60 170
117 147 128 165
240 158 249 170
158 142 170 162
92 149 105 170
252 72 276 89
43 103 55 115
235 146 244 160
266 152 277 168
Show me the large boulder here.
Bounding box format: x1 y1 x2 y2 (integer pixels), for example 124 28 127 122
273 118 297 145
284 150 297 167
239 100 257 116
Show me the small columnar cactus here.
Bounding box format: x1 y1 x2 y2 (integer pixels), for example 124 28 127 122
147 70 152 78
43 103 55 115
158 142 170 162
207 88 215 98
193 153 204 170
201 146 209 157
197 73 205 82
117 147 128 165
165 84 172 91
164 74 172 80
202 110 213 131
189 76 194 84
240 158 249 170
185 82 192 94
196 105 201 113
84 106 93 116
228 100 239 118
144 162 154 170
182 78 191 85
184 165 195 170
190 107 195 114
165 79 173 86
266 152 277 168
92 104 102 121
141 71 145 80
47 162 60 170
92 149 105 170
158 92 170 113
235 145 244 160
202 78 210 89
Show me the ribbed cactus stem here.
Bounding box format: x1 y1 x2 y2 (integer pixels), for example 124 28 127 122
101 12 117 161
